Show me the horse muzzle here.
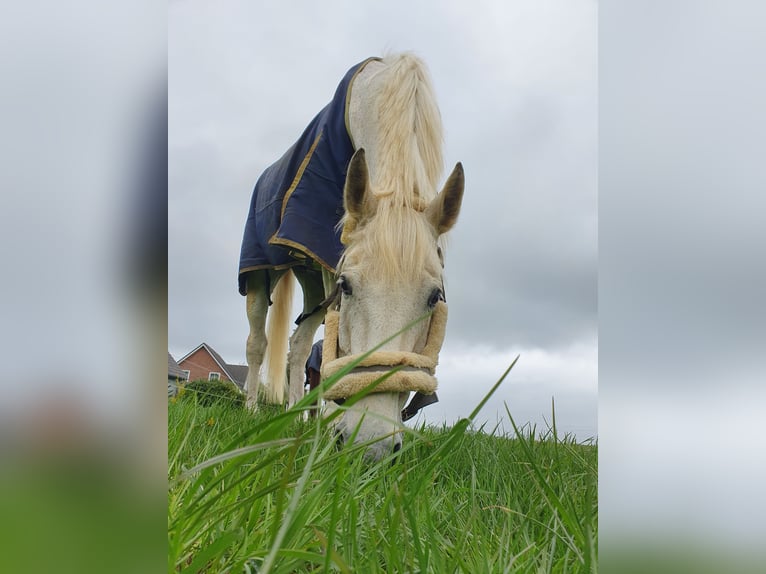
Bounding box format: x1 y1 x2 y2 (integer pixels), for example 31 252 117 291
320 301 447 400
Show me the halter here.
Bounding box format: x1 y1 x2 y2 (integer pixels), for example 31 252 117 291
312 279 446 421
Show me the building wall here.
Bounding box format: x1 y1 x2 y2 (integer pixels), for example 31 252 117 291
178 348 232 383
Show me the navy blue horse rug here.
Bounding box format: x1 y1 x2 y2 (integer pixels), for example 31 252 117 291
238 57 379 296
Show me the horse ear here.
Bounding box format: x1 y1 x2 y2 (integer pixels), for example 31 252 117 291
344 148 370 219
426 162 464 235
342 149 373 243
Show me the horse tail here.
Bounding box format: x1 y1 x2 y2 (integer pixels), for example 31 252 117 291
263 270 294 404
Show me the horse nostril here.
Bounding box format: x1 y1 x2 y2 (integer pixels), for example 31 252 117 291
390 441 403 467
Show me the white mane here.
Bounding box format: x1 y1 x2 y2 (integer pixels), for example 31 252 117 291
344 53 445 280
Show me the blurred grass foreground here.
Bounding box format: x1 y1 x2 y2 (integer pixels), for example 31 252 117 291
166 363 598 573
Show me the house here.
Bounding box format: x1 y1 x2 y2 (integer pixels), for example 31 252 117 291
168 352 186 397
176 343 248 390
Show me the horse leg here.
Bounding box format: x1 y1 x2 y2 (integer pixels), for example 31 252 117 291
286 268 326 410
244 270 273 410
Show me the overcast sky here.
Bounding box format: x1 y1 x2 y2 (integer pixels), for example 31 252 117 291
169 0 597 440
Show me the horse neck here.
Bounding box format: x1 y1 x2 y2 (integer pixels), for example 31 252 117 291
348 54 444 208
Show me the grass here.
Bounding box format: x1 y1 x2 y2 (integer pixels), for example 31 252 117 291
168 364 597 573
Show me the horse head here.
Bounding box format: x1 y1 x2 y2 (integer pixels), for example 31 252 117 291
323 149 464 462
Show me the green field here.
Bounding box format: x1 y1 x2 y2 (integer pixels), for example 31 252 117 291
168 373 597 573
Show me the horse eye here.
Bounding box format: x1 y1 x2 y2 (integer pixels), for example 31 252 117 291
339 276 353 296
428 288 444 308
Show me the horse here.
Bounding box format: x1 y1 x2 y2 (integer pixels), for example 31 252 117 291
238 53 464 461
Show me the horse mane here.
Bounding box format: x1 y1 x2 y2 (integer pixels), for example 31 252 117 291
343 53 445 281
370 52 444 207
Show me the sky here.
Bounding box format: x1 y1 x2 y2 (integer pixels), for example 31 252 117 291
168 0 597 440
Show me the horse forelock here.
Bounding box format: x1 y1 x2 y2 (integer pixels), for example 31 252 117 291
343 203 440 283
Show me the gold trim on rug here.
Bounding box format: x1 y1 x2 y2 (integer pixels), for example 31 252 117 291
279 129 324 220
268 235 336 273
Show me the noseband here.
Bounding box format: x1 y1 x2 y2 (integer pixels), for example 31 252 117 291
321 302 447 397
314 281 446 421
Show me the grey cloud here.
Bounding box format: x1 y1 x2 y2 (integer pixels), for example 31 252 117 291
441 90 596 350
